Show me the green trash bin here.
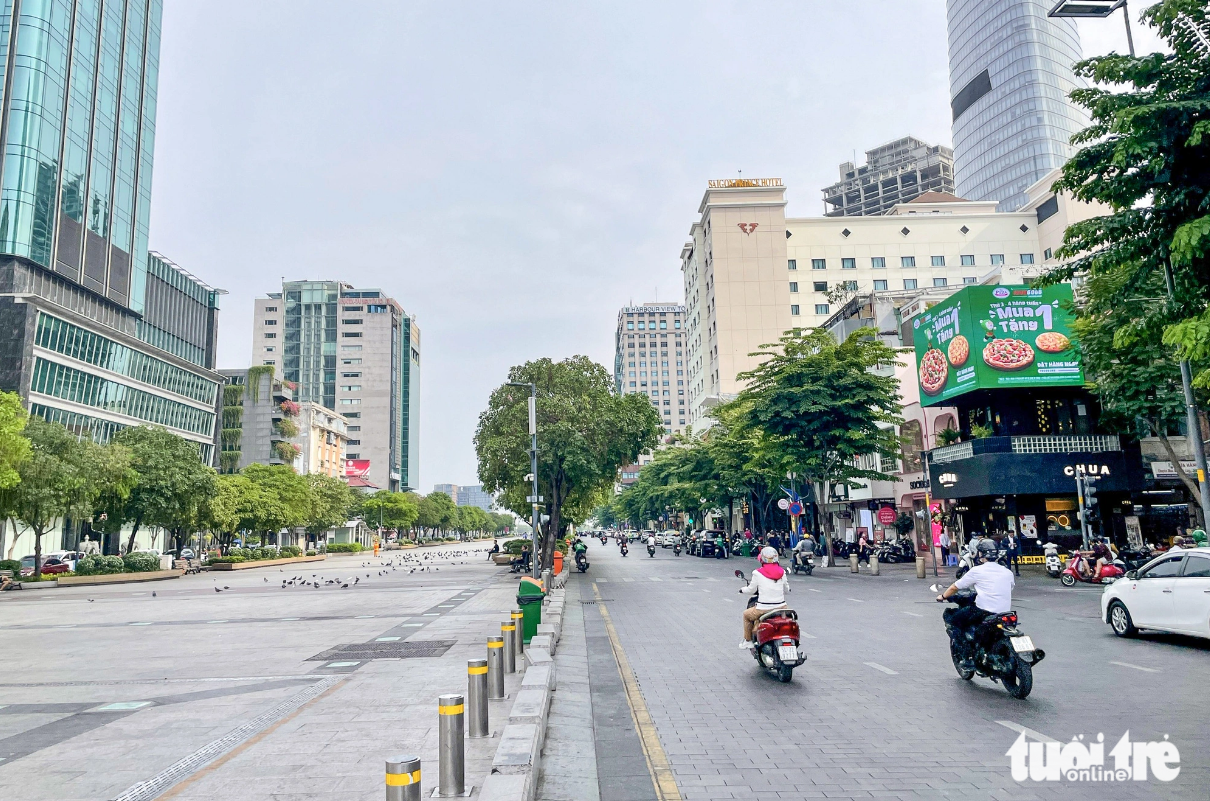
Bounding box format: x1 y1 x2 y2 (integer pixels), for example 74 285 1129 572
517 577 545 643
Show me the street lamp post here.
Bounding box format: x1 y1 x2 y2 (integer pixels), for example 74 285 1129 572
507 382 540 579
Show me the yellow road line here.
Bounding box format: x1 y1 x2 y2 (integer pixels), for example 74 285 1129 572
592 582 683 801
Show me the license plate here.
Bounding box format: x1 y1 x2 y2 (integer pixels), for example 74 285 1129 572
1010 635 1035 653
778 645 798 662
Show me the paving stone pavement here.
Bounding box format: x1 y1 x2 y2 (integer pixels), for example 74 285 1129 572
0 544 531 800
581 538 1208 801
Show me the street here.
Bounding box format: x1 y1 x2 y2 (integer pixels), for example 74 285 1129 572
573 538 1208 800
0 544 523 801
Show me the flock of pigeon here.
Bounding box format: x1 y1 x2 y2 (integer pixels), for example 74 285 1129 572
207 547 496 593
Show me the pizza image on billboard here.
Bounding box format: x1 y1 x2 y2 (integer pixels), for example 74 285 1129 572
919 348 948 395
947 335 969 366
1035 332 1070 353
983 338 1034 371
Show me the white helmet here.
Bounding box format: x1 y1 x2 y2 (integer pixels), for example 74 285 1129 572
759 546 779 563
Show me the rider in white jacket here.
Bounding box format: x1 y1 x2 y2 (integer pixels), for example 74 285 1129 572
738 547 790 648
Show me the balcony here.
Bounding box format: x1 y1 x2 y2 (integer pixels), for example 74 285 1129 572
929 435 1121 465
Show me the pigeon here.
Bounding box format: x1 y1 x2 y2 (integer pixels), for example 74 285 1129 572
152 591 157 597
354 577 360 584
341 583 349 589
215 587 222 593
223 586 229 590
264 577 268 582
88 598 94 602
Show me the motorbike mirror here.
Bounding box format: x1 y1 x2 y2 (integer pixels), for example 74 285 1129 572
734 569 746 580
1125 570 1137 580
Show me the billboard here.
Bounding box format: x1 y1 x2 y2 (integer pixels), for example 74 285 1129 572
912 284 1082 406
344 459 371 478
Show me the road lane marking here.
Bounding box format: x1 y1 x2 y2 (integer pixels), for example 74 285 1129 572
902 611 923 618
864 662 897 675
995 720 1058 743
800 632 816 639
401 623 424 627
280 618 300 621
847 598 865 603
1109 661 1160 673
355 614 376 618
206 620 228 624
592 584 683 801
129 622 152 626
596 579 609 583
649 577 662 582
422 613 439 616
722 598 734 603
623 578 635 583
376 637 401 642
807 588 822 593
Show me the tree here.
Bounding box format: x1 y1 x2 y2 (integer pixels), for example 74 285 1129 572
734 328 903 564
476 356 660 570
94 426 217 554
305 473 356 535
0 391 29 490
416 491 456 537
203 474 262 550
241 464 308 544
361 490 419 533
0 419 134 575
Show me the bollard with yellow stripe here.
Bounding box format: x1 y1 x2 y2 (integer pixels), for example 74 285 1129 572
501 620 517 674
437 694 467 796
486 636 505 699
511 609 525 656
467 658 489 738
385 754 421 801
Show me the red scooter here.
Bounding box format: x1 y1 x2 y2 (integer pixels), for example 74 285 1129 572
1060 553 1123 586
735 569 806 683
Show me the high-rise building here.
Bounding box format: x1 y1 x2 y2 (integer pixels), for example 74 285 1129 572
253 282 420 492
613 303 687 436
433 483 458 501
456 484 495 512
822 137 955 217
947 0 1089 211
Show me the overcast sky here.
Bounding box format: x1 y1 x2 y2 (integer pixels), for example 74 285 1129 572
147 1 1162 491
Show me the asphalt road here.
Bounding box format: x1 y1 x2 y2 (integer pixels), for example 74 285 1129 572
576 537 1209 801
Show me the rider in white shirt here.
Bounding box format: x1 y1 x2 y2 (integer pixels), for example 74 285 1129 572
937 540 1014 666
738 547 790 649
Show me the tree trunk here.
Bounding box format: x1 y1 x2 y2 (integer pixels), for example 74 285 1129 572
124 517 143 556
33 524 46 577
1151 425 1204 525
543 502 561 572
819 481 835 567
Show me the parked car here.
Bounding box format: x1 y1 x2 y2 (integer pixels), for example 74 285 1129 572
20 555 72 576
1102 548 1210 639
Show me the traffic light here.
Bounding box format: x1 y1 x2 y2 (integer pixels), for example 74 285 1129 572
1084 478 1100 523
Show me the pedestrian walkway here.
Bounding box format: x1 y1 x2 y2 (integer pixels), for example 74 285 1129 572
535 577 600 801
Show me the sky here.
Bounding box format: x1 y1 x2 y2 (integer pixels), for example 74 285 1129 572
147 1 1163 491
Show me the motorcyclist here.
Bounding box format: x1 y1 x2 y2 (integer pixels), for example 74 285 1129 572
646 532 657 556
670 530 683 553
738 547 790 649
791 534 814 569
573 537 588 568
1078 538 1112 579
936 539 1014 668
714 531 729 559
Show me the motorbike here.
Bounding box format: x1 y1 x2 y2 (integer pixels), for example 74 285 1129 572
1060 552 1123 586
938 590 1044 699
575 550 589 573
600 535 608 546
1043 542 1063 578
1117 546 1155 573
620 542 628 557
647 543 656 558
673 541 682 556
736 569 806 683
791 550 814 575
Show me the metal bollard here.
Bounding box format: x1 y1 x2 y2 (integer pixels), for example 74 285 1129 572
486 636 505 698
501 621 517 674
386 754 421 801
870 555 880 576
541 568 552 591
467 659 489 738
916 556 927 579
849 553 859 573
511 609 525 656
437 694 465 797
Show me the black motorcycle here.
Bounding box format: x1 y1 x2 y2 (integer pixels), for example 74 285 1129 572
647 544 656 558
620 543 628 557
575 550 589 573
791 550 814 575
939 591 1045 699
673 541 682 556
1117 546 1154 573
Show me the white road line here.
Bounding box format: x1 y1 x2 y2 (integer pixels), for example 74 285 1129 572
807 588 822 593
995 720 1058 743
800 632 816 639
864 661 897 675
206 620 228 624
1110 660 1160 673
722 598 734 603
623 578 635 583
847 598 865 603
707 577 718 582
649 577 662 582
596 579 609 583
422 613 439 616
902 611 923 618
129 622 152 626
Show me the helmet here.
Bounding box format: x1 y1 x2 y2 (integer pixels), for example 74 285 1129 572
975 539 997 563
759 546 779 563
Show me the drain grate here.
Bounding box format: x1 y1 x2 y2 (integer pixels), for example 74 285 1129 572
307 640 455 661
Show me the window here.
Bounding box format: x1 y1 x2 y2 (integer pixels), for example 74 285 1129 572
788 259 797 270
264 306 277 312
341 372 361 378
961 254 975 266
627 322 634 330
843 280 857 291
814 304 829 315
341 358 362 365
991 254 1004 265
813 281 827 292
346 453 360 459
265 346 276 352
963 277 977 284
264 332 277 339
340 385 361 392
812 259 826 270
1020 253 1035 265
263 360 275 365
674 320 680 328
931 256 945 267
901 256 916 268
871 257 885 269
659 321 667 329
367 304 388 313
789 282 799 293
791 305 801 316
342 318 363 325
348 425 360 432
264 319 277 325
1182 554 1210 577
1139 555 1185 579
933 278 948 287
342 332 362 338
629 381 636 387
341 345 362 351
343 306 364 312
1044 248 1053 260
873 280 888 291
903 279 918 290
347 440 361 446
842 258 856 270
345 412 360 418
339 398 361 405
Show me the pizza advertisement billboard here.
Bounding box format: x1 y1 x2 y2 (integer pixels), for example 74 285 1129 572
912 284 1082 406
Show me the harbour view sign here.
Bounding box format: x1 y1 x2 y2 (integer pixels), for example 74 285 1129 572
708 178 783 188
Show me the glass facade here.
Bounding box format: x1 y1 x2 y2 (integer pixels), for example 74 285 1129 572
30 402 212 464
282 280 338 407
947 0 1088 211
0 0 161 310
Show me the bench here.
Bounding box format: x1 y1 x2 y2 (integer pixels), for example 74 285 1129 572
0 569 22 590
491 553 514 566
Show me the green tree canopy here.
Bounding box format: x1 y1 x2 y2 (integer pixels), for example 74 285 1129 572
0 391 29 490
362 490 419 531
241 464 309 542
304 473 356 534
475 356 660 569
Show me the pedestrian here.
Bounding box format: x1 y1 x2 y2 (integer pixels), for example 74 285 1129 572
939 529 951 566
769 531 782 556
744 528 753 541
487 539 500 561
1004 530 1020 576
858 533 870 565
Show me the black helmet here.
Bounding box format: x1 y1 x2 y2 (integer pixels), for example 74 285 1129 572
975 539 997 563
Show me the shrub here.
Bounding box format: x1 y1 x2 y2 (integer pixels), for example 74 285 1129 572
503 539 529 555
76 555 126 575
279 546 301 558
0 559 20 575
208 556 246 564
122 552 162 573
305 549 317 556
325 543 363 553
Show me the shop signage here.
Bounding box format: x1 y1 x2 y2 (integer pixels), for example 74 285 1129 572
938 472 958 487
344 459 371 477
1063 464 1111 476
877 506 897 524
909 479 930 490
912 284 1083 406
1150 460 1197 479
708 178 783 188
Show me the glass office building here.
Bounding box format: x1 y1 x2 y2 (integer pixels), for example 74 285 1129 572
0 2 226 469
947 0 1089 211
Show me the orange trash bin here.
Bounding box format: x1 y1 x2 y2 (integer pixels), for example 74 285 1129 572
553 551 564 574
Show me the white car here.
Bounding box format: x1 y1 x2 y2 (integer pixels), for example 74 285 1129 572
1101 549 1210 639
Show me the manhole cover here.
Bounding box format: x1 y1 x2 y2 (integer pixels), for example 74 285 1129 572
307 640 455 661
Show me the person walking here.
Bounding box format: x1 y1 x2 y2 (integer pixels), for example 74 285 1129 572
1004 530 1020 576
858 533 870 565
939 529 951 567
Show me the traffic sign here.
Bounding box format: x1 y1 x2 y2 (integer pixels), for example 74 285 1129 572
788 501 804 516
777 498 790 511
